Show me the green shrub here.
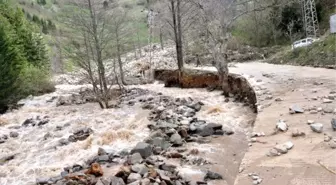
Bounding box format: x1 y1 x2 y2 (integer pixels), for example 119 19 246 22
18 65 55 96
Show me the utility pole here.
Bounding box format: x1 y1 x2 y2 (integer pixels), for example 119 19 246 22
301 0 319 38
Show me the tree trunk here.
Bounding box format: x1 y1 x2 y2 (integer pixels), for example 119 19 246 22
214 51 229 96
176 0 183 70
160 27 164 50
133 39 137 59
88 0 108 108
116 29 126 85
170 0 184 86
136 28 142 57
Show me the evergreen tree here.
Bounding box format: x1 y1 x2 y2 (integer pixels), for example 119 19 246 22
0 16 25 111
0 1 51 112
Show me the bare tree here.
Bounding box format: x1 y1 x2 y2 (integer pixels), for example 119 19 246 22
63 0 116 108
154 0 199 74
110 7 130 85
193 0 279 95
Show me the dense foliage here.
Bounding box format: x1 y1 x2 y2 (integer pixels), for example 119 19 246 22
233 0 334 47
0 0 54 113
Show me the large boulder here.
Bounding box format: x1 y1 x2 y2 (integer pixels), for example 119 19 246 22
131 142 152 158
170 133 183 146
127 173 141 184
197 126 214 137
131 164 148 176
128 153 143 165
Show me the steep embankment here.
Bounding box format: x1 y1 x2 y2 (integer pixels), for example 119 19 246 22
269 34 336 68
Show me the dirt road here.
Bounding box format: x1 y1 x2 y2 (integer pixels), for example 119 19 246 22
229 62 336 185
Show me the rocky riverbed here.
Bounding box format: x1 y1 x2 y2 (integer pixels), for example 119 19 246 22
0 79 255 185
1 61 335 185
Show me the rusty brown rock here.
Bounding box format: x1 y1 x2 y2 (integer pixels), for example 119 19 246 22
148 167 158 178
189 148 199 155
85 162 103 177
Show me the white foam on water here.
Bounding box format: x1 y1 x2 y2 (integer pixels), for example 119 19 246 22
0 80 254 185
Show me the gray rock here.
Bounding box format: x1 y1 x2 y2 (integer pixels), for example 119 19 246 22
310 123 323 133
307 120 315 125
274 145 288 154
275 98 283 101
323 107 334 113
170 133 183 146
37 119 49 126
289 105 304 113
97 176 125 185
328 95 335 100
152 137 170 150
9 132 19 138
97 154 109 162
160 164 176 173
128 180 141 185
189 124 197 132
223 127 234 135
60 171 68 177
292 129 305 137
72 164 83 172
127 173 141 183
49 176 62 183
197 126 214 137
204 170 223 181
323 99 333 103
129 153 143 164
276 120 288 132
310 110 318 114
131 142 152 158
131 164 148 176
329 140 336 149
118 149 129 157
177 106 196 117
253 180 260 185
157 122 178 129
0 154 15 165
331 118 336 131
213 130 225 135
187 102 202 111
267 148 279 157
205 123 223 130
98 147 107 156
58 138 69 146
283 141 294 150
141 178 151 185
36 177 49 185
324 134 332 142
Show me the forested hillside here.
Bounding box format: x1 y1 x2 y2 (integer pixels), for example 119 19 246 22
0 0 53 113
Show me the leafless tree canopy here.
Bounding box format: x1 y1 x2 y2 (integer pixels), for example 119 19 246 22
63 0 120 108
